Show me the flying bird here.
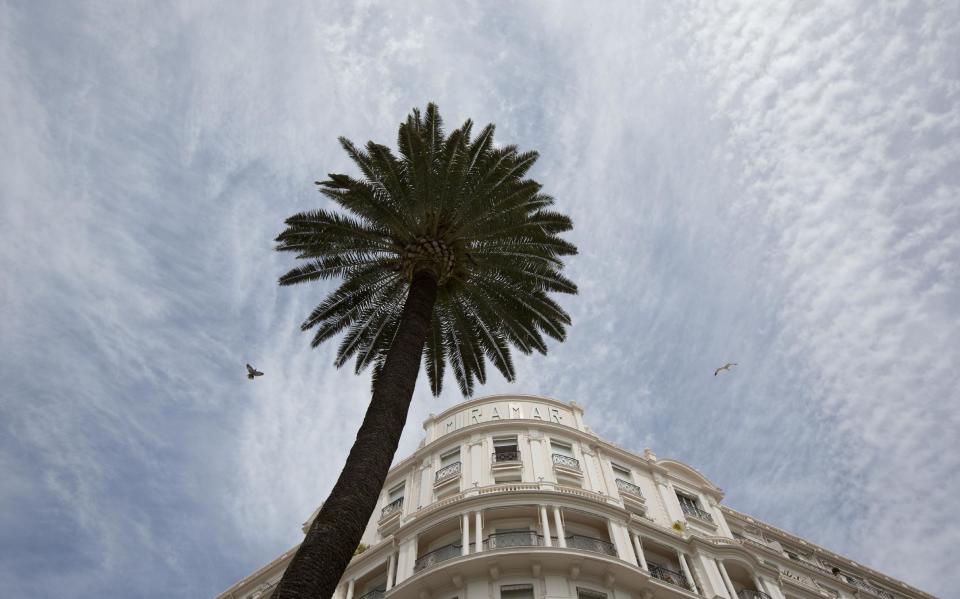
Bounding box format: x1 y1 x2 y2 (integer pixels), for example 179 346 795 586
714 362 737 376
246 364 264 380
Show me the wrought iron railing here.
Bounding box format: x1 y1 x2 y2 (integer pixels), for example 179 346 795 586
492 450 520 463
357 589 385 599
839 575 895 599
679 501 714 522
413 542 462 572
380 497 403 519
486 531 542 549
565 534 616 556
435 461 462 482
648 563 690 589
552 453 580 470
737 590 772 599
615 478 644 497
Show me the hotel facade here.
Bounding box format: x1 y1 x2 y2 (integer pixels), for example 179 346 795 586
218 395 934 599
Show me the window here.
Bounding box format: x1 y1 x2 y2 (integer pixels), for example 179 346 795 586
577 588 607 599
611 464 631 479
500 584 534 599
388 483 404 502
381 483 405 518
436 448 462 483
493 436 520 462
440 449 460 467
550 440 574 457
676 492 713 522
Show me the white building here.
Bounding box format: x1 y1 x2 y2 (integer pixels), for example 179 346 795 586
218 395 934 599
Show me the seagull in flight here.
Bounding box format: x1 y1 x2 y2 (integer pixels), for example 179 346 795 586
246 364 264 380
714 362 737 376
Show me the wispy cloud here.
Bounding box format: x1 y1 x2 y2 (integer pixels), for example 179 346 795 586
1 1 957 597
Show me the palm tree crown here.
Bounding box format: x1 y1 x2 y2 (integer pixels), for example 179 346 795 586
276 103 577 395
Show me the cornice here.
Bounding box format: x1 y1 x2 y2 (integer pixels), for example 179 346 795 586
422 394 583 428
720 506 936 598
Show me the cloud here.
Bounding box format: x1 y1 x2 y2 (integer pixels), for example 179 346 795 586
1 1 957 597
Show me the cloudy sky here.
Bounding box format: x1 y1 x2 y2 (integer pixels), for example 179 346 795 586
2 1 958 597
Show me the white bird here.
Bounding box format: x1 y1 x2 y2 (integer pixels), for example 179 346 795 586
246 363 264 380
714 362 737 376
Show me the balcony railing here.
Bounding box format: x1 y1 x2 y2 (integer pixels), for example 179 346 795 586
840 575 896 599
380 497 403 519
615 478 644 498
679 501 714 522
486 531 542 549
565 534 616 556
413 542 462 572
737 591 772 599
357 589 386 599
435 461 462 483
552 453 580 470
492 450 520 463
649 563 690 590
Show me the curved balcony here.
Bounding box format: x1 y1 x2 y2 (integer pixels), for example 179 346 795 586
413 542 462 572
648 563 690 590
565 534 616 557
486 530 542 550
357 589 385 599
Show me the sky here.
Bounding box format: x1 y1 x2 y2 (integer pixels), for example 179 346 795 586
1 1 958 597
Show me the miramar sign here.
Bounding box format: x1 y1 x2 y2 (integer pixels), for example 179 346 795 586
430 399 575 439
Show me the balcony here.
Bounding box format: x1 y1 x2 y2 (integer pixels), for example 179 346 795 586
492 450 520 463
486 530 542 550
357 590 385 599
566 534 617 557
679 502 714 523
648 563 690 590
414 542 462 572
737 591 771 599
435 461 461 483
615 478 644 498
380 497 403 519
552 453 580 470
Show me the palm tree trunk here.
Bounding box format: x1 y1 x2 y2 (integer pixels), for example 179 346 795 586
274 270 439 599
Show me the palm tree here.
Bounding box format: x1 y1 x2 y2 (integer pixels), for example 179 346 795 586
272 104 577 599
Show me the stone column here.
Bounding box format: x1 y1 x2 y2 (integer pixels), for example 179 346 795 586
631 532 647 570
717 559 738 599
386 552 396 591
678 552 698 595
461 513 470 555
474 510 483 553
552 506 567 548
345 579 355 599
753 574 768 596
540 505 552 547
395 536 418 583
